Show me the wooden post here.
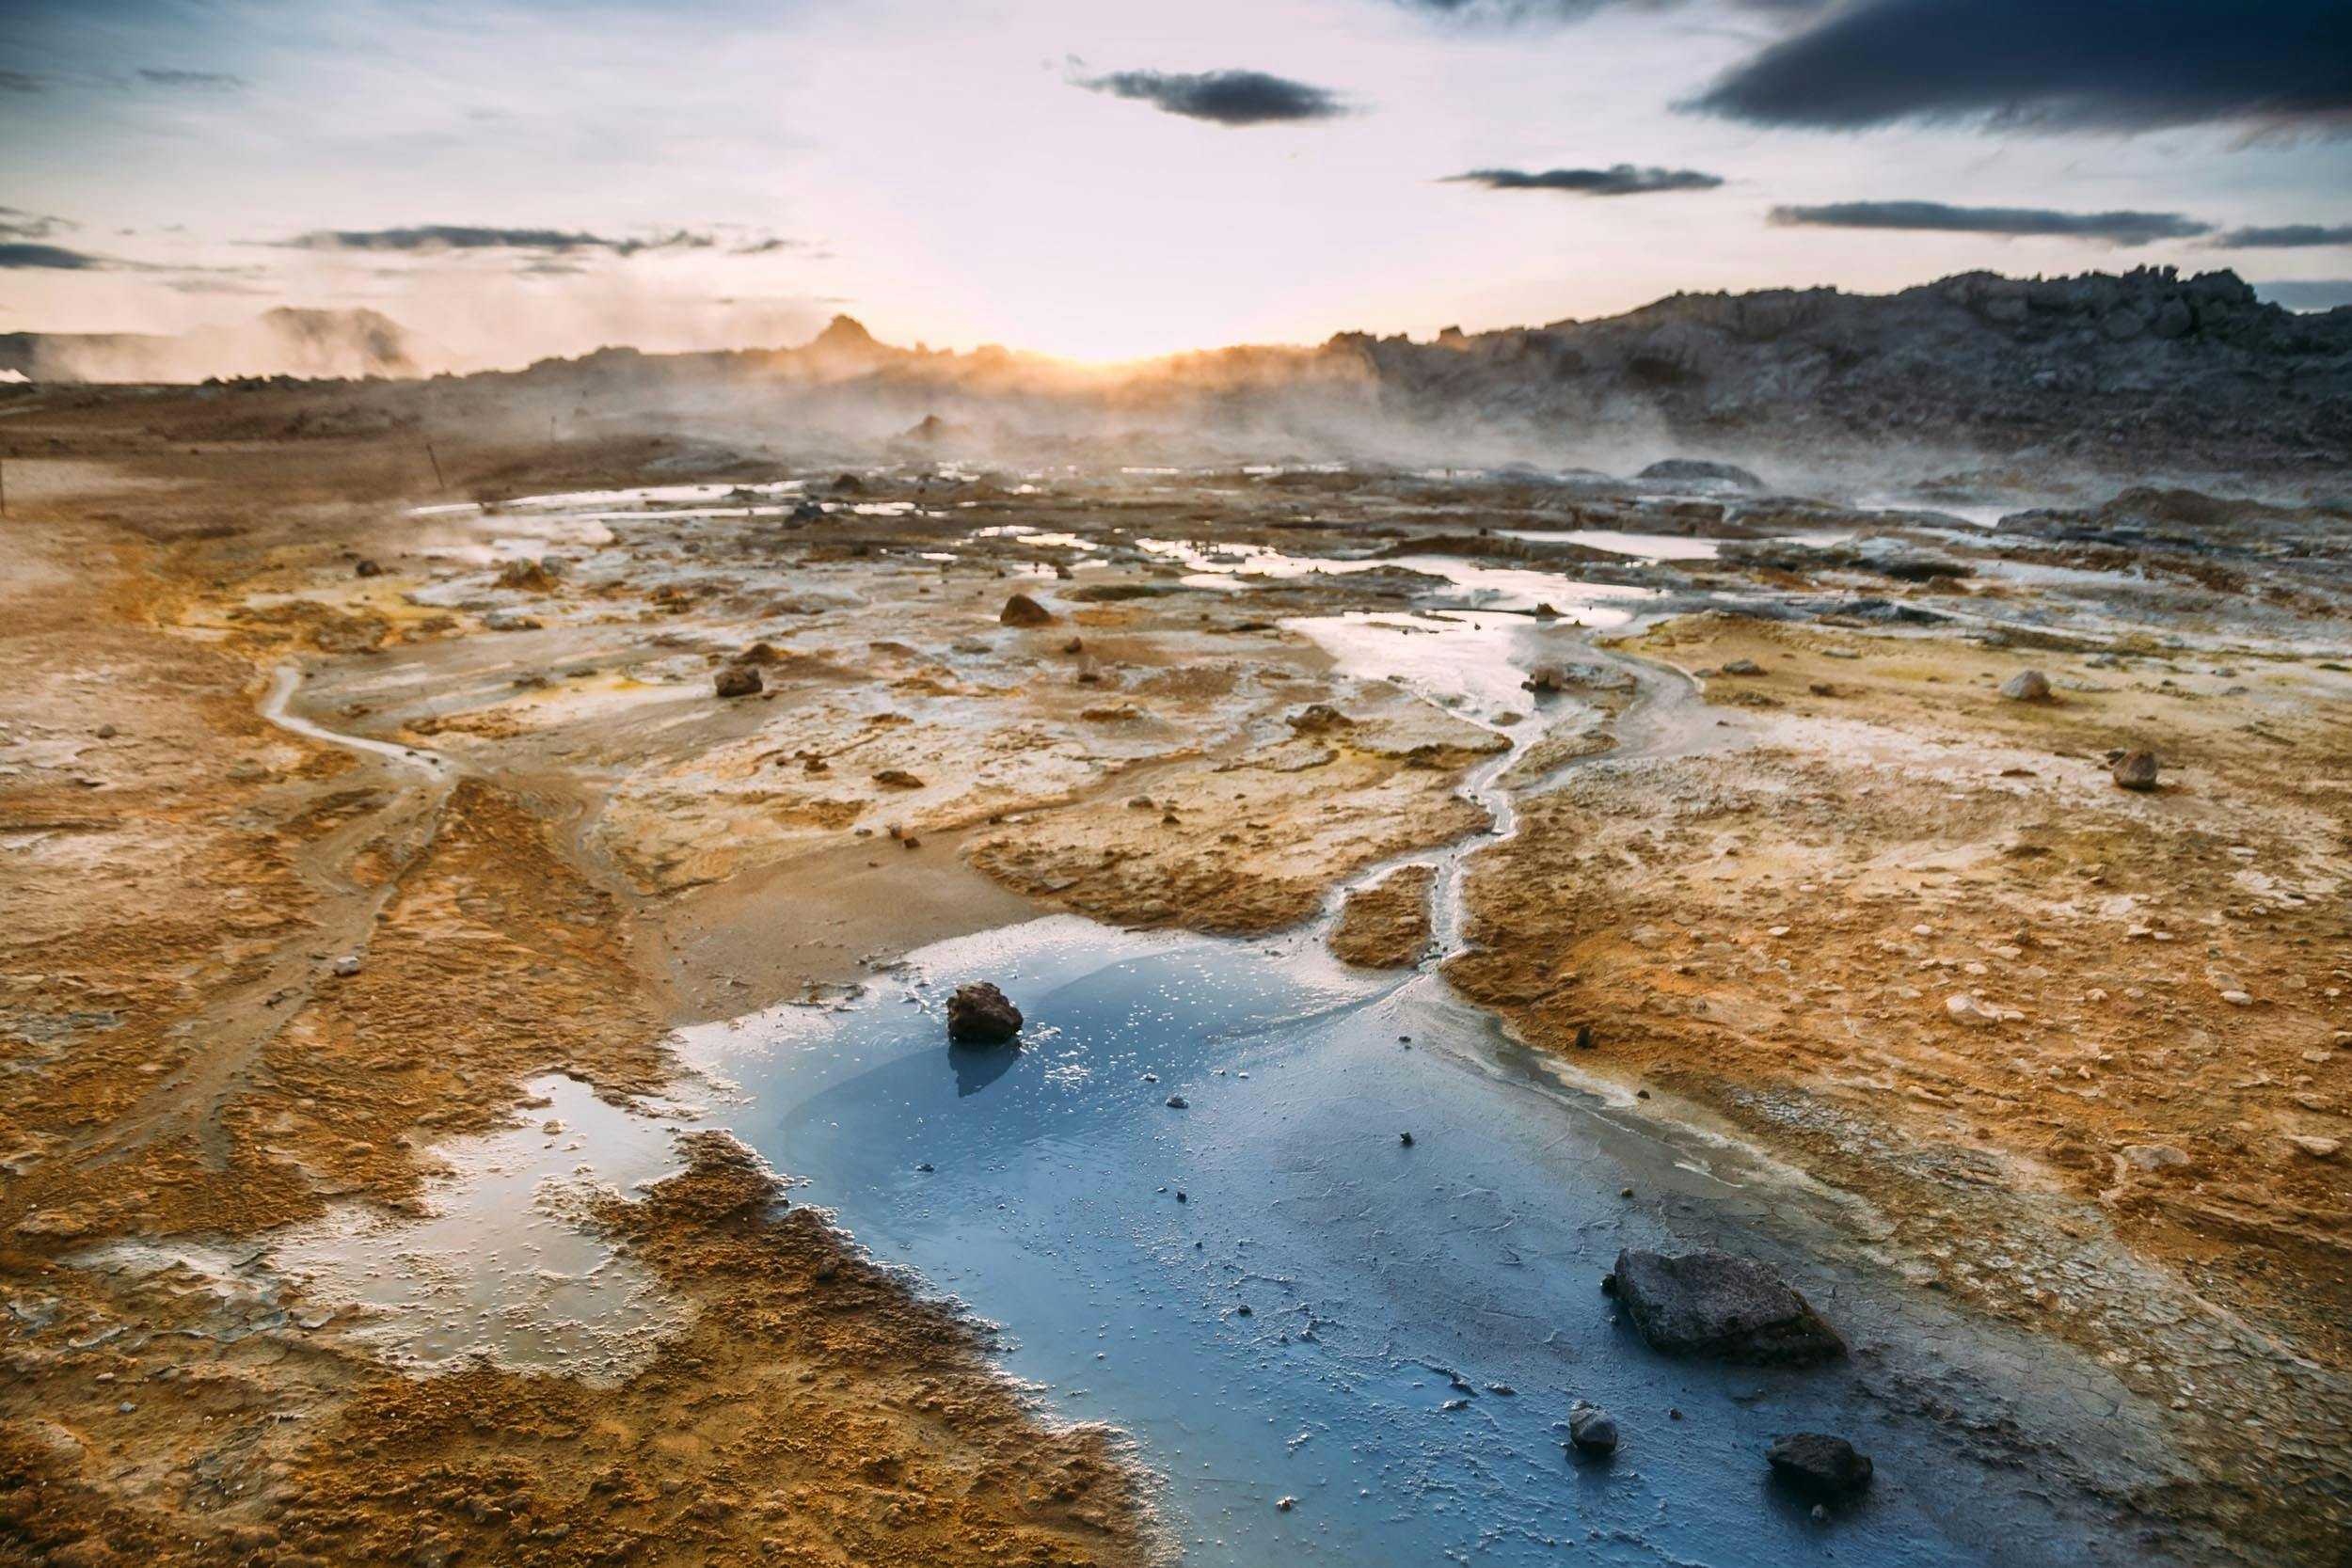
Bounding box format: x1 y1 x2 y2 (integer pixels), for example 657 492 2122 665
425 442 446 492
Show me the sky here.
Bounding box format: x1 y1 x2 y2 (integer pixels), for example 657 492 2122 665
2 0 2348 366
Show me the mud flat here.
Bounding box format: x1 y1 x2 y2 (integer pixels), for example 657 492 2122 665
0 385 2345 1566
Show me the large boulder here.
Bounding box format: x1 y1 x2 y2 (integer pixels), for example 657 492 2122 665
1606 1248 1845 1364
1766 1433 1873 1499
946 982 1024 1045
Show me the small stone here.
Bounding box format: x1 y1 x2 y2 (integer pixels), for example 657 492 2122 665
354 558 383 578
945 982 1023 1045
2111 750 2160 791
1567 1401 1619 1456
1165 1095 1188 1109
872 768 924 788
330 956 362 978
1276 1497 1296 1512
1945 993 2001 1028
2285 1135 2341 1160
1000 593 1056 627
1721 657 1763 675
1766 1433 1873 1499
714 665 762 698
1999 670 2052 702
1399 1132 1414 1146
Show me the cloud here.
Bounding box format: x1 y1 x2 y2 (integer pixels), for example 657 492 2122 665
135 68 245 89
1446 165 1724 196
0 242 105 270
1690 0 2352 134
2254 279 2352 311
0 207 75 242
276 225 723 258
1393 0 1823 20
0 71 45 93
1075 69 1347 126
1770 200 2212 246
2216 222 2352 248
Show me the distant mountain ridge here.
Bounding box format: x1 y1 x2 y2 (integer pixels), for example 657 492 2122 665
8 270 2346 471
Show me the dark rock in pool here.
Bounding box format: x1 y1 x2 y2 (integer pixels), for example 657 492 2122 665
1767 1433 1873 1498
945 981 1023 1044
1637 458 1763 490
1566 1401 1618 1456
1607 1248 1845 1364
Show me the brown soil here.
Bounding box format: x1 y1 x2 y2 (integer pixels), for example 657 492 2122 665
1449 611 2352 1557
1327 864 1437 968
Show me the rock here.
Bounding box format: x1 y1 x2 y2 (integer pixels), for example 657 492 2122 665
945 981 1023 1044
1638 459 1763 490
1720 657 1763 675
2285 1134 2341 1160
2112 750 2160 790
1608 1248 1845 1364
714 664 762 698
2122 1143 2190 1171
1567 1401 1619 1456
330 956 362 978
1945 993 2002 1028
1165 1095 1189 1109
1000 593 1056 627
354 558 383 578
1522 664 1568 693
1766 1433 1872 1499
872 768 924 788
1574 1023 1596 1050
1399 1132 1414 1147
1999 669 2052 702
1287 703 1355 734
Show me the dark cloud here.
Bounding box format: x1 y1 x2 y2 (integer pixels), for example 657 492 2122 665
1770 200 2212 246
0 242 103 270
1691 0 2352 133
0 70 46 93
730 236 801 255
0 206 75 242
1393 0 1821 20
2254 279 2352 310
2217 223 2352 248
1076 69 1346 126
1446 164 1724 196
278 225 720 258
135 68 244 89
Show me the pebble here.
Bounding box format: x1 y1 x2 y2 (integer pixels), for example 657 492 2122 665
1945 993 2001 1028
1165 1095 1188 1109
330 956 363 978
